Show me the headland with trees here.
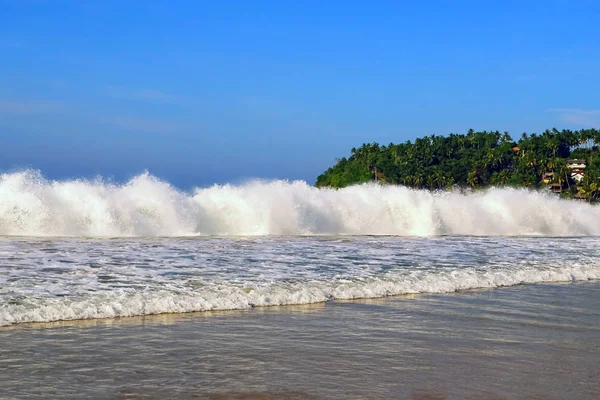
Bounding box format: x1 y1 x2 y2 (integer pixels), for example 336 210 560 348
315 128 600 203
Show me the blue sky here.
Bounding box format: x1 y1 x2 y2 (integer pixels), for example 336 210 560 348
1 0 599 187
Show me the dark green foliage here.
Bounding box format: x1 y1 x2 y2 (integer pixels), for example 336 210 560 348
315 128 600 202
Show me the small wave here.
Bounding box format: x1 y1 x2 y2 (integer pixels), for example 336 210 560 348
2 263 598 326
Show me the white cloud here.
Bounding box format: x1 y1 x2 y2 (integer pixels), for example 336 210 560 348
549 108 600 128
112 116 190 134
0 99 67 115
0 98 192 134
104 85 184 104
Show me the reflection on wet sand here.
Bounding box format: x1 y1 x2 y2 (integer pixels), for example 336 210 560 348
2 302 328 330
119 390 316 400
1 282 599 399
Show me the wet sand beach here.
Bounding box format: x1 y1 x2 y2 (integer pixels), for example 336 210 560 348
1 281 599 399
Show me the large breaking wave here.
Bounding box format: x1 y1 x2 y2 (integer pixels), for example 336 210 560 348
1 170 599 237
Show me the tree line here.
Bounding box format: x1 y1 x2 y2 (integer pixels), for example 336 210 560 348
315 128 600 202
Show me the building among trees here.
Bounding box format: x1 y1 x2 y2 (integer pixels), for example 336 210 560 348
316 128 600 203
567 159 586 182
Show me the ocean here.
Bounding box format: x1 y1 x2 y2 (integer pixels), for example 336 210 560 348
1 171 599 398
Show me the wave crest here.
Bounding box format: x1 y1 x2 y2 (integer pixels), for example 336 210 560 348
1 170 598 237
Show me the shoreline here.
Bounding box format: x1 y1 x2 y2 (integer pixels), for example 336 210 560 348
2 281 599 399
3 275 598 328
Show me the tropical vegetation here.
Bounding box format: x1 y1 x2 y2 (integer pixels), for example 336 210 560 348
315 128 600 202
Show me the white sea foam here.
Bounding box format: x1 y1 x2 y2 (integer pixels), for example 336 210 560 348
1 262 598 326
1 170 599 237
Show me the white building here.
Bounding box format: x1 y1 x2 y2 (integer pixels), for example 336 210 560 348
567 159 586 182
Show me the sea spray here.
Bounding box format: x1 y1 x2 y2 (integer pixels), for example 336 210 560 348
0 169 599 237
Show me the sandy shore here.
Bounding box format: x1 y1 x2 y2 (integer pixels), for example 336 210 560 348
1 281 599 399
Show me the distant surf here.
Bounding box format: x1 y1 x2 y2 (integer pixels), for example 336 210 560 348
0 169 599 237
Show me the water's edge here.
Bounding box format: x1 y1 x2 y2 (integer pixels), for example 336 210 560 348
3 274 598 327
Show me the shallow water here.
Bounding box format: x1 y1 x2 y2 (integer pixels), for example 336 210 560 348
1 235 599 398
1 281 599 399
